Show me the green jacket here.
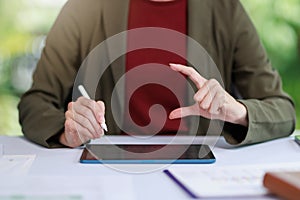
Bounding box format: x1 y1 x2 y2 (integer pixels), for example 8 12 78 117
18 0 296 148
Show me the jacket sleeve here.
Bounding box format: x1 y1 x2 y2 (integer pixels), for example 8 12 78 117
222 0 296 145
18 0 82 148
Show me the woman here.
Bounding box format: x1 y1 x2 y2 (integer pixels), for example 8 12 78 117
18 0 296 148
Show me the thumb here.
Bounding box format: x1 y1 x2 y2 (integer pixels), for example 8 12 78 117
169 104 198 119
96 101 106 123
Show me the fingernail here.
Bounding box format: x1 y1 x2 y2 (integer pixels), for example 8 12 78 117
169 114 174 120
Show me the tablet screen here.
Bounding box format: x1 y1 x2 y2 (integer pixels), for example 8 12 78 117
80 144 215 164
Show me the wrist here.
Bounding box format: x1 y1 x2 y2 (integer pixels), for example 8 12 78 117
228 101 249 127
59 132 68 146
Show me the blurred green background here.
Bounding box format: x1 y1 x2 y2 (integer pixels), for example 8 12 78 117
0 0 299 136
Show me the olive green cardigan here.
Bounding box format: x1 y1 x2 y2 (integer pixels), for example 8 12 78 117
18 0 296 148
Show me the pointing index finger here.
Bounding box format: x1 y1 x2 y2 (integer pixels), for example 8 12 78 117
169 63 206 89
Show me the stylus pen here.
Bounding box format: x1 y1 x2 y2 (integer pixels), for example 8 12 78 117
78 85 108 132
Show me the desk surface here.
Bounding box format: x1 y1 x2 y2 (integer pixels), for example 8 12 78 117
1 131 300 200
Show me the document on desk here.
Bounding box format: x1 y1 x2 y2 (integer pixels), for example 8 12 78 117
164 162 300 198
0 154 35 176
0 175 134 200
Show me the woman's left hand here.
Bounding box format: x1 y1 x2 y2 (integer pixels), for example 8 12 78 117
169 63 248 127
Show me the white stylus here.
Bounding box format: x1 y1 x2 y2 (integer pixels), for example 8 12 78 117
78 85 108 132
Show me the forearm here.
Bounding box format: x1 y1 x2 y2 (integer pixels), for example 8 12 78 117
223 97 296 145
18 94 66 148
225 100 249 127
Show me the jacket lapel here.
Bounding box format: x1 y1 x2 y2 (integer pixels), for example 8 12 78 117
187 0 211 48
187 0 213 135
102 0 130 126
102 0 129 82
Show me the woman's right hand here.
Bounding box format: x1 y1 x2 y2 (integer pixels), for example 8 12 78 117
59 97 106 148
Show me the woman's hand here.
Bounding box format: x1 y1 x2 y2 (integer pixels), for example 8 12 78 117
59 97 106 148
169 64 248 127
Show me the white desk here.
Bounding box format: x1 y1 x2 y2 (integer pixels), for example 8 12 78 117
0 131 300 200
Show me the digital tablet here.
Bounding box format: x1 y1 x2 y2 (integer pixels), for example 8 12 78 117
80 144 216 164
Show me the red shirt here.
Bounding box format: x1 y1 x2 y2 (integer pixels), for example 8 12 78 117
124 0 188 135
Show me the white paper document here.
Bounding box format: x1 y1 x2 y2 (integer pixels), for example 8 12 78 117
0 175 134 200
164 162 300 198
0 154 35 176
